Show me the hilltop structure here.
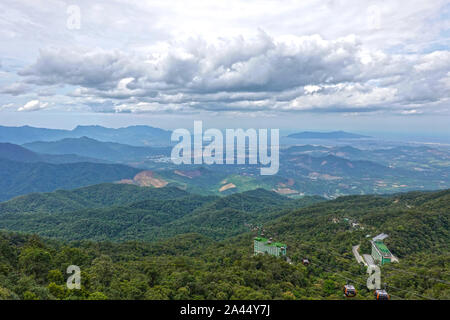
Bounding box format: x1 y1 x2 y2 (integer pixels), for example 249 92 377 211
254 237 287 257
370 234 393 265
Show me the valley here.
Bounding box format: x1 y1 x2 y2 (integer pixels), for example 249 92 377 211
0 125 448 201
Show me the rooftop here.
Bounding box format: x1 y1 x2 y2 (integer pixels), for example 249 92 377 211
372 233 389 241
254 237 287 248
373 240 392 257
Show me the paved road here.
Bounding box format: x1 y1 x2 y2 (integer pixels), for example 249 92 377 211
352 245 367 266
363 254 376 267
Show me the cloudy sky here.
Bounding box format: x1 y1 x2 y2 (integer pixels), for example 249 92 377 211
0 0 449 136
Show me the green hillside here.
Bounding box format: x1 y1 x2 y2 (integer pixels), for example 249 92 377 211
0 184 189 215
0 187 324 241
0 189 448 300
0 159 141 201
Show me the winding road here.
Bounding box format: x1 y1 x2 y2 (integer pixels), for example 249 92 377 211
352 245 368 266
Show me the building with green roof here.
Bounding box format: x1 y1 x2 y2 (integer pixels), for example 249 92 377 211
254 237 287 257
371 240 392 265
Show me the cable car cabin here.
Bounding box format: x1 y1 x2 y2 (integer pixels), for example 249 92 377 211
343 285 357 297
302 258 310 266
374 289 390 300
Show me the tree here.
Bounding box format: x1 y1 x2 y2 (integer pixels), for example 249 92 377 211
87 292 108 300
19 247 52 279
90 255 114 289
48 269 64 284
48 282 66 300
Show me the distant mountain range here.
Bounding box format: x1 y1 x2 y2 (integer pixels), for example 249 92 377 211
23 137 171 162
0 158 141 202
0 124 172 146
0 125 448 200
0 142 108 164
287 131 370 139
0 142 143 201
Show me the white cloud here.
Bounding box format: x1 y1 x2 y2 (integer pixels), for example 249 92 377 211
0 0 449 117
400 109 422 115
16 33 450 115
18 99 48 112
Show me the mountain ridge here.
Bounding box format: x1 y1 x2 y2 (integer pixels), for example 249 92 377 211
0 158 141 201
288 130 370 139
23 137 171 162
0 124 172 146
0 142 108 164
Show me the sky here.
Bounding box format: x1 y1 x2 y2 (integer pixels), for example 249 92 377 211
0 0 449 138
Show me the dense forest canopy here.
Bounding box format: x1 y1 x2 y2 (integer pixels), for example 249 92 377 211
0 188 448 300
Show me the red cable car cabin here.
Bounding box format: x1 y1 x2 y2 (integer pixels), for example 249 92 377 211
343 284 357 297
374 289 390 300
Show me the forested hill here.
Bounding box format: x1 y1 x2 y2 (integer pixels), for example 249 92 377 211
0 159 141 201
0 186 324 241
0 189 448 300
263 189 449 257
0 184 189 215
0 188 448 300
